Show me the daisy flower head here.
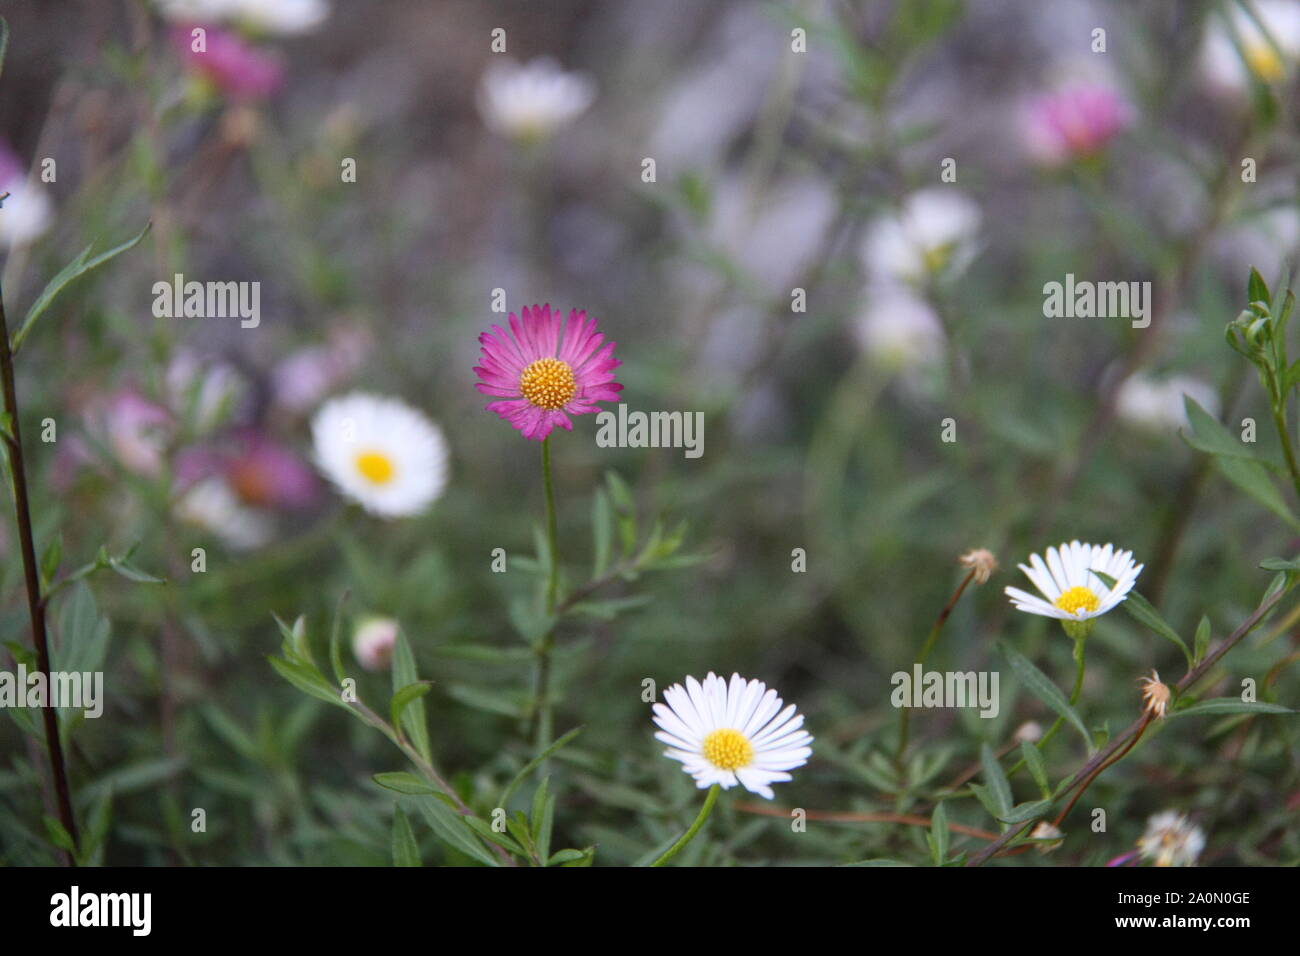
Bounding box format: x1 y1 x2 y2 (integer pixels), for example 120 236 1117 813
1005 540 1143 639
860 188 982 286
652 672 812 800
474 304 622 441
477 57 596 143
1138 811 1206 867
311 392 449 518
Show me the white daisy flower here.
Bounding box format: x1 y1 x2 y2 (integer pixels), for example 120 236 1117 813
853 284 947 373
861 189 982 286
1005 541 1143 639
0 175 53 248
1201 0 1300 93
174 476 274 551
477 57 596 142
1114 372 1219 434
311 392 449 518
652 672 812 800
1138 811 1206 867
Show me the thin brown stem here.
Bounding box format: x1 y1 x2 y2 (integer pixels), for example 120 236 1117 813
966 582 1292 866
0 282 79 863
734 802 1000 841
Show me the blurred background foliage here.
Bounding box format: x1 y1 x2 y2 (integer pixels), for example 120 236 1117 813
0 0 1297 866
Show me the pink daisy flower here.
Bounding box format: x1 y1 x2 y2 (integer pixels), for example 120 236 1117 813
474 304 622 441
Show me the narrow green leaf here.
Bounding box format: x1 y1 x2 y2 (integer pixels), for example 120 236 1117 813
980 744 1012 825
1248 266 1271 307
998 641 1092 749
998 799 1053 824
14 222 152 352
929 801 949 865
1020 740 1050 797
391 630 431 763
1180 396 1267 463
1169 699 1294 718
411 795 499 867
498 726 583 807
372 771 439 795
391 805 421 867
390 682 433 740
1217 456 1300 529
1193 615 1211 664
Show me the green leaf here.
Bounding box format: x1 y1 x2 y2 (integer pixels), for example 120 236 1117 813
268 656 347 709
106 555 165 584
979 744 1012 825
373 771 439 796
411 795 499 867
1248 266 1271 307
531 777 555 864
391 631 431 763
39 535 62 590
391 805 421 867
328 591 349 684
498 726 583 807
998 799 1053 824
43 815 75 853
1217 456 1300 529
13 222 152 352
1180 396 1266 463
1094 575 1191 665
1020 740 1050 797
390 682 432 741
928 801 949 865
464 815 526 856
592 489 612 578
548 848 592 866
998 641 1092 749
1193 615 1211 664
1169 699 1294 718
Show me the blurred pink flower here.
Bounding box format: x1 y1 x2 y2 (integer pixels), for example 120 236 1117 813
1023 84 1134 165
172 25 284 101
87 390 173 477
271 327 371 416
353 617 399 671
177 429 319 510
474 304 622 441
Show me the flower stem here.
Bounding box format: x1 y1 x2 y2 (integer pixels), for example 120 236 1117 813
1005 635 1086 779
896 567 976 767
531 436 560 750
541 436 559 614
0 281 79 864
650 784 720 867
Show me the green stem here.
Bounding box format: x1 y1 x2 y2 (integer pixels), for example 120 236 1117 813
1005 635 1087 779
531 437 560 750
896 569 977 766
650 784 720 867
541 436 559 613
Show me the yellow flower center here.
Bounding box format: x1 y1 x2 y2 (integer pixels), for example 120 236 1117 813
519 357 577 410
922 242 953 274
1245 41 1285 82
1054 585 1100 616
355 450 396 485
702 728 754 771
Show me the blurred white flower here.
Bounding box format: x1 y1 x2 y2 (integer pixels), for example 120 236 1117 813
353 616 399 671
477 58 596 142
853 285 947 373
156 0 330 35
1201 0 1300 93
1138 811 1206 867
0 153 53 247
174 476 274 550
311 392 449 518
1114 373 1219 434
861 189 982 285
